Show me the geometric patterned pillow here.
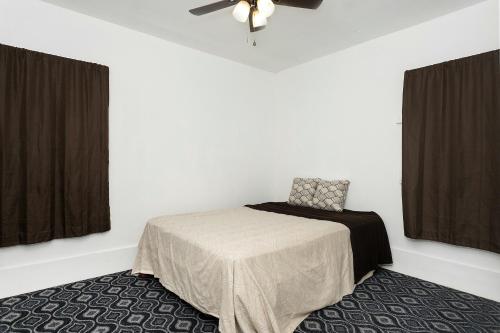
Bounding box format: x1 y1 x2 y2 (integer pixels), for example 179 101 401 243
311 179 350 212
288 177 321 207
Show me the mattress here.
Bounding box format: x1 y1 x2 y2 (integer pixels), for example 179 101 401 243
132 207 355 333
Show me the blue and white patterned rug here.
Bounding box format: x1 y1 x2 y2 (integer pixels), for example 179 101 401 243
1 269 499 332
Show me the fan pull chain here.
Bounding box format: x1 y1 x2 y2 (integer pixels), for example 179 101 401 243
246 33 257 47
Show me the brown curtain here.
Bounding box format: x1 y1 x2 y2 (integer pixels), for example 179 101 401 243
402 50 500 254
0 44 110 247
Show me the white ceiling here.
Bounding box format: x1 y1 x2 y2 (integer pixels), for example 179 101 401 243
42 0 485 72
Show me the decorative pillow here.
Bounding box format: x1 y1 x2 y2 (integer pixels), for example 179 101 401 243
288 177 320 207
311 180 350 212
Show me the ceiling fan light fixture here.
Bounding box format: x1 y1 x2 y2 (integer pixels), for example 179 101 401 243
252 8 267 28
189 0 324 34
232 1 251 23
257 0 275 18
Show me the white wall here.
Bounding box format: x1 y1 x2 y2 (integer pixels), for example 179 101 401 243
0 0 275 298
270 0 500 301
1 0 499 302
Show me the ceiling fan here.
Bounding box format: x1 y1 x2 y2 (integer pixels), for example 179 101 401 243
189 0 323 32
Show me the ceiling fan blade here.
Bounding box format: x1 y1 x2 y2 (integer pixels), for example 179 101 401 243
189 0 237 16
274 0 323 9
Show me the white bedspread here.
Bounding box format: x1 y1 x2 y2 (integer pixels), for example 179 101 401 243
132 207 354 333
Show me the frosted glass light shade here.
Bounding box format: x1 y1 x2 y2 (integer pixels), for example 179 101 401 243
257 0 275 18
233 1 251 23
252 9 267 28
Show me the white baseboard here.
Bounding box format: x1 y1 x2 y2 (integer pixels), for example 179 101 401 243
0 245 137 299
2 244 498 303
388 246 500 302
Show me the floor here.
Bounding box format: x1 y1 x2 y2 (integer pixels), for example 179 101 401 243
1 269 499 333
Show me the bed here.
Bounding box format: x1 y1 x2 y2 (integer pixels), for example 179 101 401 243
132 202 392 333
